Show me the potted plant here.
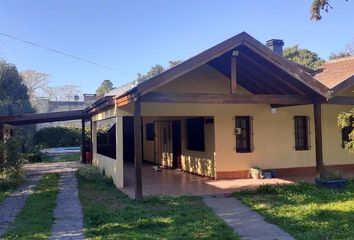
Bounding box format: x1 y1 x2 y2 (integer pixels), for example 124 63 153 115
315 166 348 188
249 167 263 179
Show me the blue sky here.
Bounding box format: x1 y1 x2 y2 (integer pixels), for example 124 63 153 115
0 0 353 94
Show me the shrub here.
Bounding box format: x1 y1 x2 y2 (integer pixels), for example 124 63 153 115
34 126 83 148
76 165 114 186
0 138 21 174
0 170 25 190
21 151 44 163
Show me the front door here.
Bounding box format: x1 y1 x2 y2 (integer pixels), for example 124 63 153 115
172 121 182 169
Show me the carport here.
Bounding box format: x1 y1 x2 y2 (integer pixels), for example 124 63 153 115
0 110 91 163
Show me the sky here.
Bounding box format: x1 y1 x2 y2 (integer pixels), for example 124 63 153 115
0 0 353 95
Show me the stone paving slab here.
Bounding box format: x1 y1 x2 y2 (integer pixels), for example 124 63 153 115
203 194 294 240
49 172 84 240
0 174 42 237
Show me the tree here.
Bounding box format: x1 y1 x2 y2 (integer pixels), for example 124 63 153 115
311 0 349 20
136 64 165 83
338 110 354 153
284 45 325 69
0 60 34 116
20 70 50 100
329 51 352 60
135 60 181 83
0 60 35 154
96 80 114 97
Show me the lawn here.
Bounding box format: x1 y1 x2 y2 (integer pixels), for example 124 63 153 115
42 152 80 162
77 168 239 240
235 181 354 240
4 173 60 240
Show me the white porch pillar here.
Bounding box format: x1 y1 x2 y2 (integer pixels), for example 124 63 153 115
92 121 97 164
116 115 124 188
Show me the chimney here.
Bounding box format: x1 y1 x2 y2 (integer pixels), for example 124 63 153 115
266 39 284 55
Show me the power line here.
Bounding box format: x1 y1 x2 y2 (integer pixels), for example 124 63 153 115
0 32 134 77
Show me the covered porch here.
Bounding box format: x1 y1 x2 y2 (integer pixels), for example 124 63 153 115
121 162 294 197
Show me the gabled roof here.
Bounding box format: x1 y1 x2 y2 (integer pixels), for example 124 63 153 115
123 32 330 99
314 56 354 95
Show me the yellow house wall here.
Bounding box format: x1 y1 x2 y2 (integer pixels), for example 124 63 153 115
132 102 353 174
337 85 354 96
156 64 252 94
117 64 353 177
322 104 354 165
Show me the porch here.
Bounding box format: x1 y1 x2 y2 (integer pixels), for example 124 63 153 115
121 162 294 197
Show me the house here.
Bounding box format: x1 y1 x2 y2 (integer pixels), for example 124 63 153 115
89 32 354 199
3 32 351 200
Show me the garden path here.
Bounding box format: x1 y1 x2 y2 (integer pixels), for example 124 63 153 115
0 174 42 237
203 194 294 240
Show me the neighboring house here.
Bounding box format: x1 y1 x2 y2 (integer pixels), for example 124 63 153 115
34 94 96 128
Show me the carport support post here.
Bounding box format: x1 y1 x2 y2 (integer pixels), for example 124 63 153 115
314 103 324 175
92 121 97 164
134 98 143 200
115 114 124 188
81 119 86 163
0 123 3 141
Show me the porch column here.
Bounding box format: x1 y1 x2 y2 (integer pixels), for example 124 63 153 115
81 119 86 163
115 115 124 188
313 103 324 174
134 98 143 200
92 120 97 165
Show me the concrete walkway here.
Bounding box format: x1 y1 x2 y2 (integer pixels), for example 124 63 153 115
0 174 42 237
49 172 85 240
203 194 294 240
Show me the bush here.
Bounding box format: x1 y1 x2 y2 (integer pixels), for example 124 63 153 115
20 151 44 163
34 126 87 148
0 138 22 174
0 170 25 190
76 165 114 186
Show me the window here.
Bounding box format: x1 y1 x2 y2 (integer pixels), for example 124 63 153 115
235 116 252 153
145 123 155 141
186 118 205 151
342 118 353 148
294 116 309 150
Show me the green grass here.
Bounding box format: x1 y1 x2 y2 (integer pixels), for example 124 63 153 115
42 152 80 162
235 181 354 240
77 173 239 240
4 173 60 240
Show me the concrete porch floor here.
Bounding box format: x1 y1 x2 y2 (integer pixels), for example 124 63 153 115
120 163 302 198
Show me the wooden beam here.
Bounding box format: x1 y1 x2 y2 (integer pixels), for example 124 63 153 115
81 119 86 163
325 96 354 105
242 39 330 97
231 52 237 94
313 103 324 174
240 50 306 95
140 92 312 105
0 110 88 126
237 60 289 94
134 98 143 200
